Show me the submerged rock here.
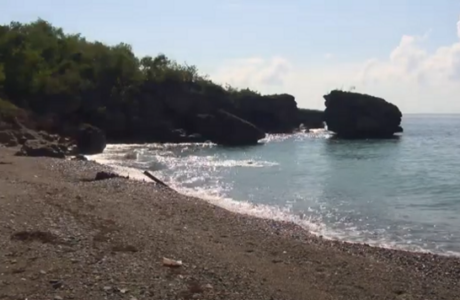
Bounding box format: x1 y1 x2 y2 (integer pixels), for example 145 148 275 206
323 90 403 138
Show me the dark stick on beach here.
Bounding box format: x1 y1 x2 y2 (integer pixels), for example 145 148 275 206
143 170 170 188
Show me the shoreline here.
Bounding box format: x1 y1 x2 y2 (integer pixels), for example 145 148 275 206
91 142 458 258
1 147 460 299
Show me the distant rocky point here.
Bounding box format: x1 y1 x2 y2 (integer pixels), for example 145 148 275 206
323 90 403 139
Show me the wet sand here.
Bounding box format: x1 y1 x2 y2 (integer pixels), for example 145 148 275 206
0 147 459 300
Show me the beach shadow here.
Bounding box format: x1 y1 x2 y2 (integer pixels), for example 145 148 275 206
111 244 139 253
10 230 62 245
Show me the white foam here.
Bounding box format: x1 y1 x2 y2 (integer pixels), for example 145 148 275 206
87 145 325 235
90 144 278 169
261 130 333 143
86 144 460 257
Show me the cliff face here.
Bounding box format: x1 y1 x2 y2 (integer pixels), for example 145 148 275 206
228 94 299 133
78 82 321 145
323 90 403 138
1 78 326 149
90 82 297 145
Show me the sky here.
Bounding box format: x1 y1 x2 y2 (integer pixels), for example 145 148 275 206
2 0 460 113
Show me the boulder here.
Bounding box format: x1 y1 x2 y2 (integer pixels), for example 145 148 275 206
192 110 266 146
76 125 107 155
16 140 66 158
323 90 403 138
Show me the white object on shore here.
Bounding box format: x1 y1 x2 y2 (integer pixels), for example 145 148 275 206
162 257 182 267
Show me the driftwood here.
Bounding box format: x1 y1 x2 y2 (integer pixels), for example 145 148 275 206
143 171 170 189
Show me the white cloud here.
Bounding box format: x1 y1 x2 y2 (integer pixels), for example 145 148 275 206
213 56 292 90
362 30 460 87
457 15 460 38
211 16 460 113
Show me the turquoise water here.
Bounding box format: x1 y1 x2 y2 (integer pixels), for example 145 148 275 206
93 115 460 255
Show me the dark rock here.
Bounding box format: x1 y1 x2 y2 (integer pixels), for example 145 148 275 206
94 171 127 181
297 109 324 129
229 94 300 133
0 131 18 147
50 280 64 289
11 231 59 243
192 110 265 146
76 125 106 155
15 140 66 158
323 90 403 139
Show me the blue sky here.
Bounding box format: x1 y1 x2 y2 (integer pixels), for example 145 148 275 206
2 0 460 113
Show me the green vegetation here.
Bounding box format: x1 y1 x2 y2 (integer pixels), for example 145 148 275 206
1 20 209 110
0 19 324 142
0 98 22 120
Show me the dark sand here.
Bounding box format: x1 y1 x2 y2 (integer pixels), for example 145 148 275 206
0 147 459 300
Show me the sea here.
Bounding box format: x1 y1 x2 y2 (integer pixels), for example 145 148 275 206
88 114 460 256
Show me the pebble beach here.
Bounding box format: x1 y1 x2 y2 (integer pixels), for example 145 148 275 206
1 147 459 300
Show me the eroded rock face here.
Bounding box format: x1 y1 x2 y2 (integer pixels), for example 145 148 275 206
324 90 403 138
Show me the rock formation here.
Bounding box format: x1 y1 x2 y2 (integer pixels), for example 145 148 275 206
192 110 266 146
323 90 403 138
76 125 107 155
227 94 300 133
15 140 67 159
